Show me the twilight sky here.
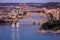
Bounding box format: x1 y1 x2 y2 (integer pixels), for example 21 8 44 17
0 0 60 3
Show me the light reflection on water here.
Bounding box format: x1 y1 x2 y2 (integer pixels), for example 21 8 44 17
0 24 60 40
11 23 20 40
16 28 20 40
12 31 15 40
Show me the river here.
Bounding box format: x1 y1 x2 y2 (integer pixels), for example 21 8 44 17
0 13 60 40
0 24 60 40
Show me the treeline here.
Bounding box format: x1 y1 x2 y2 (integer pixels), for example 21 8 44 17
40 20 60 31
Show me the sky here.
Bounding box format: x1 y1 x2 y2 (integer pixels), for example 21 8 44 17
0 0 60 3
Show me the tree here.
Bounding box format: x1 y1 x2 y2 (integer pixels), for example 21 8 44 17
46 13 53 21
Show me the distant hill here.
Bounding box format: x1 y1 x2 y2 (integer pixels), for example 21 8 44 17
40 2 60 8
0 2 60 8
27 2 60 8
0 3 20 6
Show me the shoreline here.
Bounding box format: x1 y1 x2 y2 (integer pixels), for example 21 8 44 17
36 30 60 34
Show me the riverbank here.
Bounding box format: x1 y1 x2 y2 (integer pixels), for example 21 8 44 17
36 20 60 34
36 30 60 35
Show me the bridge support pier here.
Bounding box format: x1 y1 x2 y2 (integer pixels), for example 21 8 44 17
32 21 35 25
37 20 40 25
38 22 40 25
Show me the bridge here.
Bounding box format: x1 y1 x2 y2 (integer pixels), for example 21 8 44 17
1 5 48 25
17 13 48 25
4 12 48 25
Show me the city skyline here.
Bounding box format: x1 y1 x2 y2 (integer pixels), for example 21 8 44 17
0 0 60 3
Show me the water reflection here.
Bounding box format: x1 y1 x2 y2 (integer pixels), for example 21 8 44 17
12 26 15 40
0 24 60 40
0 26 3 40
12 32 15 40
12 23 20 40
12 23 15 28
16 27 19 40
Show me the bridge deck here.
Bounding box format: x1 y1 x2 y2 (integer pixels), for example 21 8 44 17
4 18 18 22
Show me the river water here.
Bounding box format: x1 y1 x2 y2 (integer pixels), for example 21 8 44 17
0 24 60 40
0 13 60 40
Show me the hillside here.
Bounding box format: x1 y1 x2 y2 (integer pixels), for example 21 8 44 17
0 2 60 8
